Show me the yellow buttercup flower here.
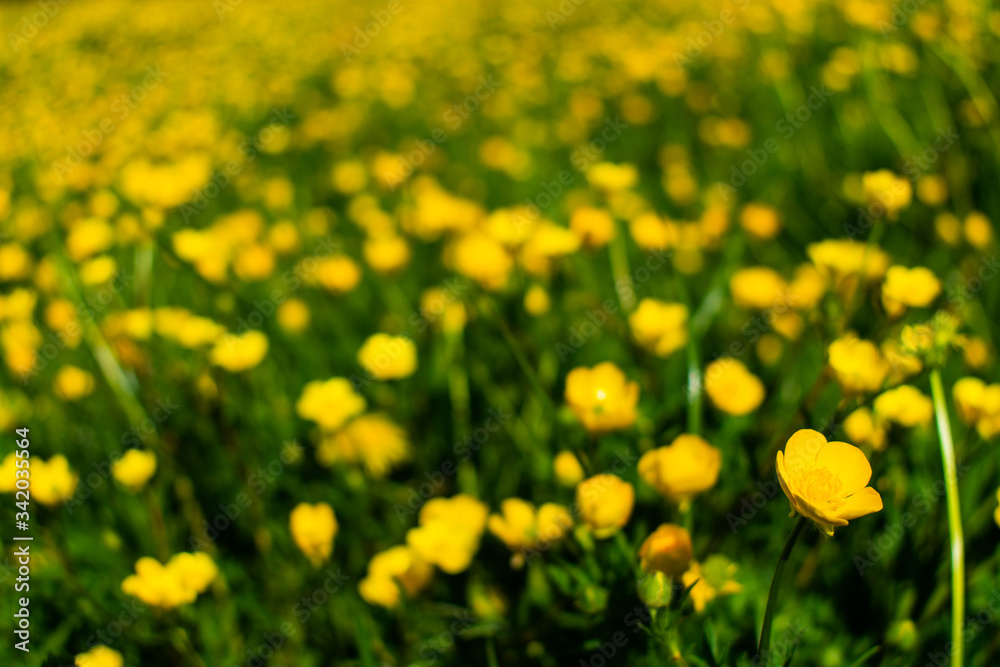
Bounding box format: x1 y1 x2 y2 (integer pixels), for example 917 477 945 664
75 645 123 667
828 334 889 394
704 358 765 416
363 235 411 274
639 434 722 503
315 256 362 294
317 413 411 477
289 502 338 566
570 206 616 248
359 545 434 609
210 331 269 372
576 474 634 539
358 333 417 380
54 365 95 401
450 233 512 290
862 169 912 220
730 267 788 310
296 377 366 431
776 429 883 536
807 239 890 288
881 265 941 317
586 162 638 192
121 552 217 608
564 362 639 433
112 449 157 491
488 498 573 567
277 299 310 333
682 556 743 612
524 284 551 316
844 407 887 451
739 203 781 239
554 451 585 487
873 385 933 428
628 299 688 358
638 523 692 577
406 495 488 574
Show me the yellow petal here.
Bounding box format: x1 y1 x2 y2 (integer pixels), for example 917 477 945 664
815 441 872 496
783 429 826 475
835 487 883 521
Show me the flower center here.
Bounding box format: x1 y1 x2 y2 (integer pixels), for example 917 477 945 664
797 467 843 504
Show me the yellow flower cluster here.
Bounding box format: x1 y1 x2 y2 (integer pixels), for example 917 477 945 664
953 378 1000 439
121 552 218 608
0 453 78 506
488 498 573 568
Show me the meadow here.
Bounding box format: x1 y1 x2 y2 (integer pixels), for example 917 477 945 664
0 0 999 665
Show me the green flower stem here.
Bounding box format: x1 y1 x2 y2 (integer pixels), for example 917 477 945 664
930 367 965 667
758 514 808 657
609 223 635 313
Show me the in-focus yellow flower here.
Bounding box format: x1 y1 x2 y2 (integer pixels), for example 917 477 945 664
121 552 217 608
570 206 616 248
554 451 585 487
639 434 722 503
54 365 95 401
682 556 743 612
359 545 433 609
881 265 941 317
576 474 634 539
828 334 889 393
873 385 933 428
406 494 488 574
730 267 788 310
704 358 765 416
739 203 781 239
358 333 417 380
210 331 269 372
628 299 688 358
317 413 411 477
112 449 157 491
776 429 883 536
75 645 123 667
638 523 692 577
296 378 366 431
564 362 639 433
290 502 338 566
488 498 573 567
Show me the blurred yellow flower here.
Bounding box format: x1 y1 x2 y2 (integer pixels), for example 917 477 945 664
317 413 411 477
316 256 362 294
450 233 512 290
586 162 638 192
704 358 765 416
638 523 692 577
277 299 310 333
881 265 941 317
54 365 95 401
828 334 889 393
682 556 743 612
121 552 217 608
363 235 411 274
524 284 551 315
730 267 788 310
564 362 639 433
964 211 993 249
776 429 883 536
67 218 115 261
406 494 488 574
554 451 585 487
210 331 269 372
628 299 688 358
290 502 338 566
358 333 417 380
570 206 616 248
639 434 722 503
844 407 887 451
739 203 781 240
296 378 366 431
75 645 123 667
862 170 912 220
873 385 933 428
359 545 433 609
112 449 157 491
488 498 573 567
576 474 634 539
